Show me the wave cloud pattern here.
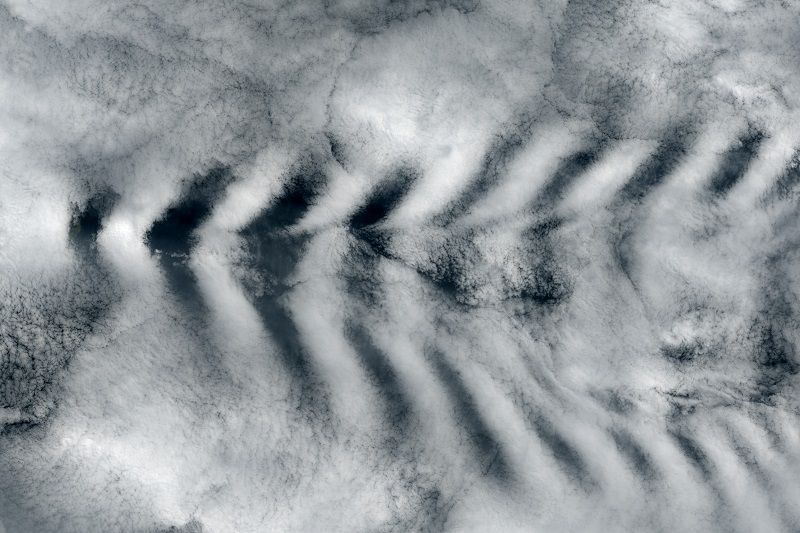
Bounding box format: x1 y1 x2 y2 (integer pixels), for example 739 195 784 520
2 1 800 531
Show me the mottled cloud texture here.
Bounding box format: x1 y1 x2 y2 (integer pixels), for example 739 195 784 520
2 1 800 531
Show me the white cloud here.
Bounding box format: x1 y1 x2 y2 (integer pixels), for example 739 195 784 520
3 0 800 531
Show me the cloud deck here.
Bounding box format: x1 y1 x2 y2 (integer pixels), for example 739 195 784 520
1 1 800 531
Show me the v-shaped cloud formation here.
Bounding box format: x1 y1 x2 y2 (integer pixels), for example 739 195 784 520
2 1 800 531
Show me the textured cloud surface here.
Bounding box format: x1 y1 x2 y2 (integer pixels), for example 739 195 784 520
2 1 800 531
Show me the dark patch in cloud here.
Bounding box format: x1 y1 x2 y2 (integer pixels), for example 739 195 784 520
708 130 765 196
670 429 714 481
339 237 386 309
770 156 800 201
749 252 799 404
661 341 703 365
350 166 418 230
435 114 537 224
610 429 659 484
146 166 235 311
344 167 419 306
593 388 636 415
416 233 481 304
613 128 692 206
345 320 414 436
519 218 572 305
533 144 606 208
612 130 692 286
68 190 119 255
528 413 596 491
749 320 798 405
428 348 512 483
238 160 331 419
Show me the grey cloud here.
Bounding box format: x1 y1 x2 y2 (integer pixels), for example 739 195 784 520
2 1 800 532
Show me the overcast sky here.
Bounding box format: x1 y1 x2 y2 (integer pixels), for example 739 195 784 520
2 1 800 531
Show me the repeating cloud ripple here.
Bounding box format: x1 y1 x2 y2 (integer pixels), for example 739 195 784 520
2 1 800 531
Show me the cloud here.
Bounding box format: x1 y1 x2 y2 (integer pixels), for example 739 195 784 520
2 0 800 532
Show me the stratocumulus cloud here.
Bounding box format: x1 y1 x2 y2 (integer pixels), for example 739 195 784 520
1 1 800 531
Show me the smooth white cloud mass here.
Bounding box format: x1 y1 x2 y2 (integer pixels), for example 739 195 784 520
1 0 800 531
